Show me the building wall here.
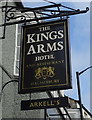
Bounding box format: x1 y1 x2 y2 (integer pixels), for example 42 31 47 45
90 1 92 114
1 1 45 118
0 2 3 119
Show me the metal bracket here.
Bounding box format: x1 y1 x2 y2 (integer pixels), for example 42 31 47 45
0 1 89 39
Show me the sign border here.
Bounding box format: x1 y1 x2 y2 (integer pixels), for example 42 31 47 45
18 19 72 94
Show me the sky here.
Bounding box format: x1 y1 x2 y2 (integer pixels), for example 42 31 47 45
22 1 91 112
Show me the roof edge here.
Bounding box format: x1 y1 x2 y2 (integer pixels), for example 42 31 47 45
66 96 92 118
82 105 92 118
13 0 24 8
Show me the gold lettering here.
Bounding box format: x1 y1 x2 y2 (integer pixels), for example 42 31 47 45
43 101 46 106
30 103 34 107
47 101 50 106
34 102 38 107
50 101 54 106
56 100 60 105
38 102 43 107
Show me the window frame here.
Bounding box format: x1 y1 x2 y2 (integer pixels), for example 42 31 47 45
14 24 21 76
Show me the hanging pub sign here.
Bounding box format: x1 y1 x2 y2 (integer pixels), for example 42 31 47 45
19 19 72 94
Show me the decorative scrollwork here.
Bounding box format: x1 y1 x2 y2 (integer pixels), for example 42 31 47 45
20 16 26 21
6 12 15 21
51 11 56 15
6 7 16 21
4 6 27 22
1 4 89 26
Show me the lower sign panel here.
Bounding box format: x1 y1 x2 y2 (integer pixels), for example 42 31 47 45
21 97 69 110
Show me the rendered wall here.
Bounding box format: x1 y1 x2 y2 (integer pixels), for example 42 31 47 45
0 1 2 119
1 1 45 118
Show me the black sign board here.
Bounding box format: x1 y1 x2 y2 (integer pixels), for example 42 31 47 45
19 19 72 93
21 97 69 110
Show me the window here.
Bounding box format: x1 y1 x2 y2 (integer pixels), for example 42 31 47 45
14 24 21 76
14 21 39 76
14 12 43 76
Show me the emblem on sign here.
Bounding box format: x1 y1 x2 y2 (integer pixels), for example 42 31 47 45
35 66 55 79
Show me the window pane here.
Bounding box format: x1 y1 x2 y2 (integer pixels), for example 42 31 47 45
17 34 21 46
16 47 20 60
18 24 22 33
16 61 19 74
14 24 22 76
